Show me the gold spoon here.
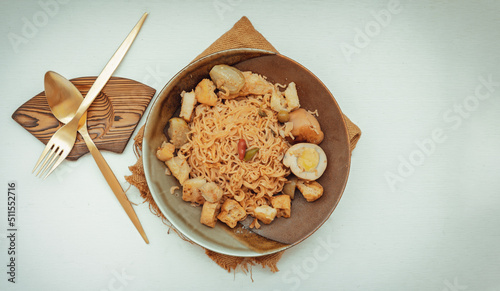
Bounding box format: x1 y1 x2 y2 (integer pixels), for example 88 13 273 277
44 71 149 244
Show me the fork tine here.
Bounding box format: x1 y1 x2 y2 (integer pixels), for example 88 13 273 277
36 148 57 177
43 149 68 179
38 146 64 178
33 142 54 173
35 146 59 177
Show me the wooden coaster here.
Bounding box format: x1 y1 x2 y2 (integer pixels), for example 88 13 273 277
12 76 156 160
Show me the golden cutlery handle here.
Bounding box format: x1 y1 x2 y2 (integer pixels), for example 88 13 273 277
70 13 148 129
80 128 149 244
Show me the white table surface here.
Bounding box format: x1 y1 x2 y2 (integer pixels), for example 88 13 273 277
1 0 499 290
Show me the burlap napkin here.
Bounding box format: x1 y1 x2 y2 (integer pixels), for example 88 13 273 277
125 16 361 273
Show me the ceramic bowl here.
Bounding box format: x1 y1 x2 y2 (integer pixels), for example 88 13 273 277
143 48 351 256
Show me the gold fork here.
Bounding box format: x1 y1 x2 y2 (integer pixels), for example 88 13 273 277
33 12 148 178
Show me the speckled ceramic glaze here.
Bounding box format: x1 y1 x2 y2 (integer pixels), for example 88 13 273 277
143 48 350 257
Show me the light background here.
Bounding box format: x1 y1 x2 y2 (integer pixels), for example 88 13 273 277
1 0 499 290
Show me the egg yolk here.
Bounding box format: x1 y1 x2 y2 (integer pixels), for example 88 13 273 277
297 148 319 172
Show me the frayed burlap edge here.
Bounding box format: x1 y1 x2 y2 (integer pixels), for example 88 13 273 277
205 248 284 278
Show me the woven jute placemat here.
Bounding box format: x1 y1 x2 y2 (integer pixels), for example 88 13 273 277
125 16 361 273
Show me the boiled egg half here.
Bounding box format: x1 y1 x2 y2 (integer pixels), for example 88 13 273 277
283 143 327 181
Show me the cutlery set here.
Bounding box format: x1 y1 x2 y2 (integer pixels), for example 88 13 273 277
32 13 150 243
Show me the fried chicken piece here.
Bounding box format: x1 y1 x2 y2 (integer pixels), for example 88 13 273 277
200 202 220 228
182 177 206 204
200 182 223 203
195 79 218 106
217 199 246 228
165 156 191 185
254 205 277 224
179 90 196 122
156 141 175 162
296 180 324 202
271 195 291 218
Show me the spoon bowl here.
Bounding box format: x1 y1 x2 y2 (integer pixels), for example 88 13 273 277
44 72 88 134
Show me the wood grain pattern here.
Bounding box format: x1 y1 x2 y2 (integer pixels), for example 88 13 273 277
12 76 156 160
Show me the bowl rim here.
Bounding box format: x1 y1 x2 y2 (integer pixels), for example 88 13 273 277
143 48 351 256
